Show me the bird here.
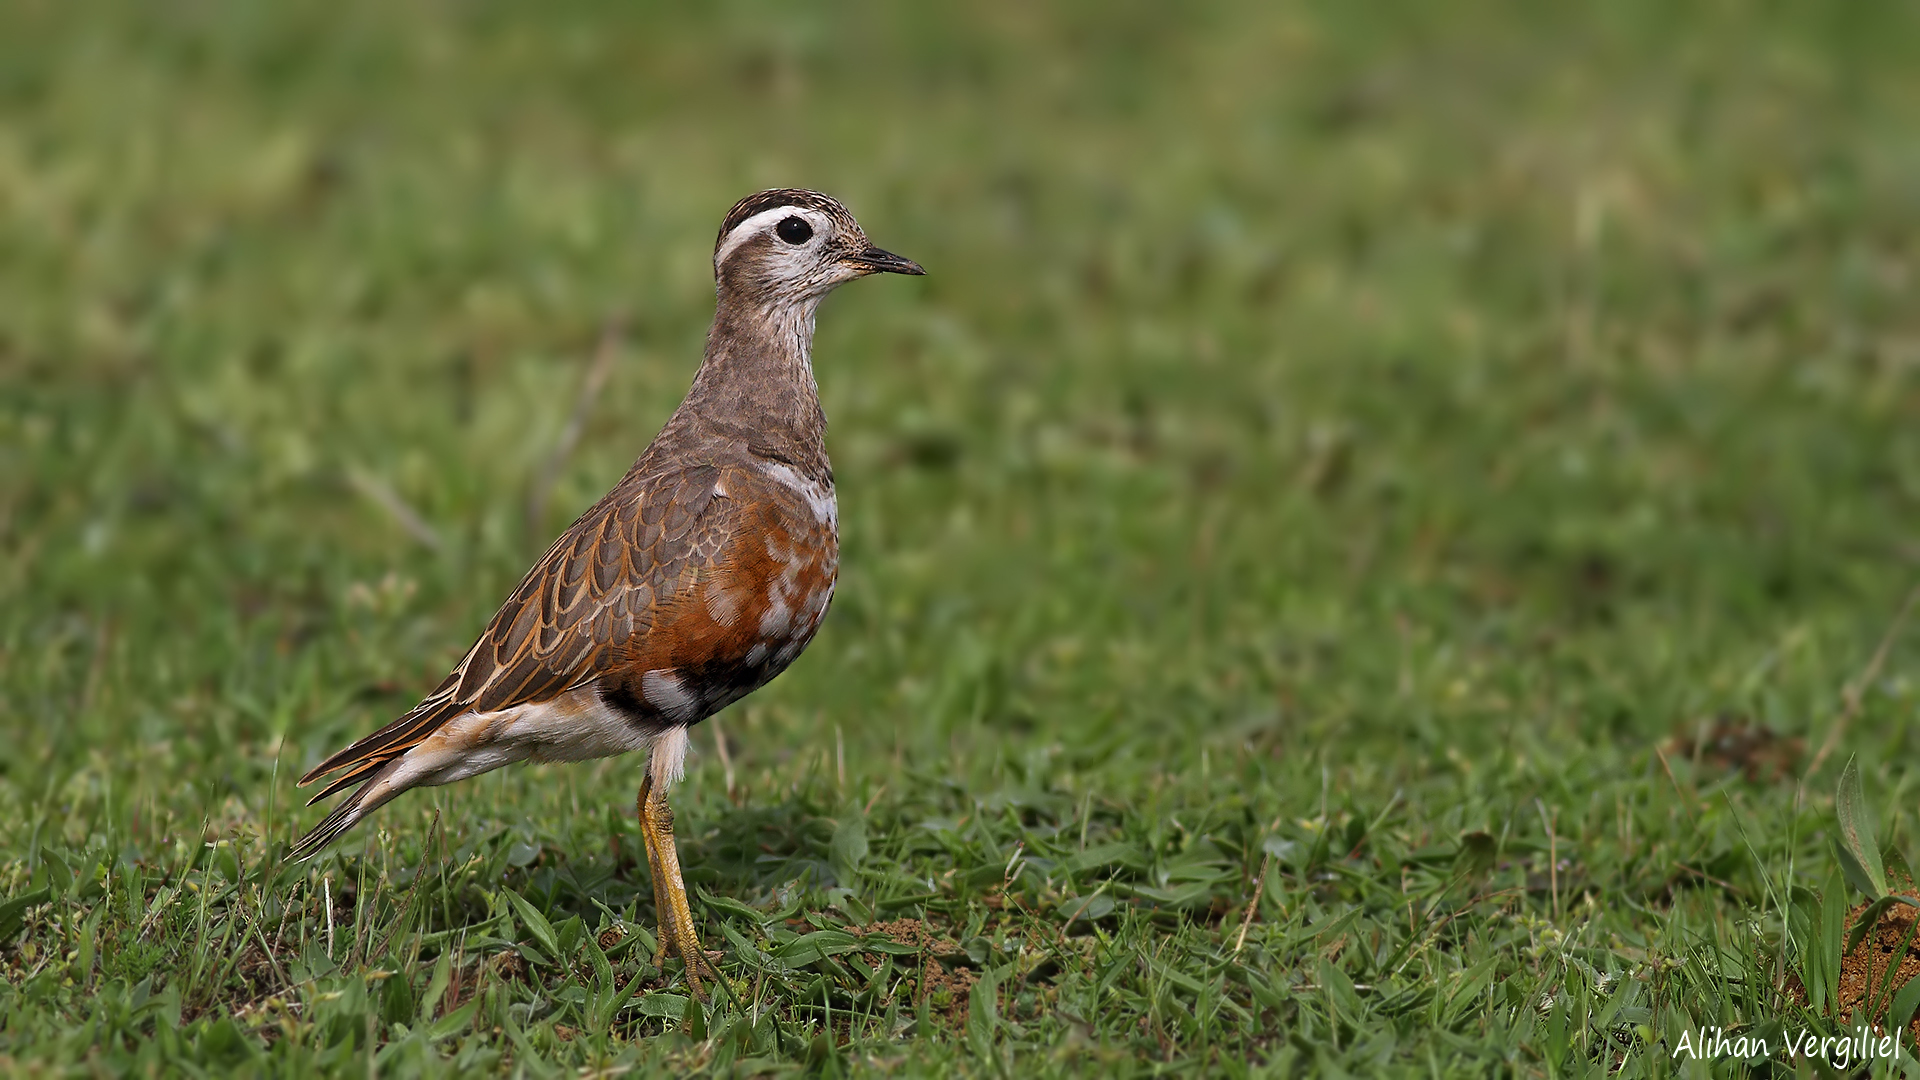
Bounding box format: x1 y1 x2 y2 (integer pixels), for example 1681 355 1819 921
291 189 923 996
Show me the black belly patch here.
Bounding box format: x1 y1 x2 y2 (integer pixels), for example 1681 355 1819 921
685 651 794 717
598 681 661 728
597 641 812 735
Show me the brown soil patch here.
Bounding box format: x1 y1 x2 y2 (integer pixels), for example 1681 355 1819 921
488 950 529 982
1787 893 1920 1046
849 918 975 1028
1840 898 1920 1039
920 962 979 1028
849 919 955 952
1667 716 1802 782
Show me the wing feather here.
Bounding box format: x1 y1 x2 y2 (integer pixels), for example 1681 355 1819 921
297 465 730 794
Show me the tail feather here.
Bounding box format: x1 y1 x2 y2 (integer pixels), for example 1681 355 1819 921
289 772 389 860
299 693 461 788
294 694 474 860
292 690 473 859
304 760 384 806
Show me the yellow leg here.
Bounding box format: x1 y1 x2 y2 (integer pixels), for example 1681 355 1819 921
637 772 709 999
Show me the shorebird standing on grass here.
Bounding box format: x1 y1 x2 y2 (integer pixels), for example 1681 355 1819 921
292 189 924 995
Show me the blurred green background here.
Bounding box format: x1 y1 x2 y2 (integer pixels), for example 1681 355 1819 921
3 0 1919 1072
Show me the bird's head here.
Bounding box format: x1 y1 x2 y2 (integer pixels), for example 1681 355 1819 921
713 189 924 309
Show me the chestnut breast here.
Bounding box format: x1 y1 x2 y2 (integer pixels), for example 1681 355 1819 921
606 461 838 726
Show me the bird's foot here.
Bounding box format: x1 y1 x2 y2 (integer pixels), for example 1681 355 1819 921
653 927 717 997
638 773 711 1000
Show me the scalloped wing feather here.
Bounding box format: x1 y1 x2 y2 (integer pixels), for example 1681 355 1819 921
296 465 724 797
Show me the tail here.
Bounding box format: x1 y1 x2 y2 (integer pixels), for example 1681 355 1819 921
288 773 396 861
292 691 465 861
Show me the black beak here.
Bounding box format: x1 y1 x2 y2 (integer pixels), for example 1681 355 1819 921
846 246 925 276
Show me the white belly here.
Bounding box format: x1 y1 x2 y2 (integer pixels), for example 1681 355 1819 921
365 687 655 798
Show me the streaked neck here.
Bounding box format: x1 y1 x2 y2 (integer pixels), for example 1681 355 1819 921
673 292 830 478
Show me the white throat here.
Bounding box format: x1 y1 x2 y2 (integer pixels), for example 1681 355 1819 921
759 301 821 386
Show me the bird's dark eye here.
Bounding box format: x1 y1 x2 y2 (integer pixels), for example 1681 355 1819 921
775 216 813 244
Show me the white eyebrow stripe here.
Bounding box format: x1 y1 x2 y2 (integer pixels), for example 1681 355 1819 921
714 206 826 269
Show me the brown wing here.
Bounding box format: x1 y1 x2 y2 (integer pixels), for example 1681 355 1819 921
297 464 730 801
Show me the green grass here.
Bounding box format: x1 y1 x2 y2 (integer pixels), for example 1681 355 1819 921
4 1 1920 1075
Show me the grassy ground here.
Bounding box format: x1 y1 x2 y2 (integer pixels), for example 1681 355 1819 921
3 1 1920 1075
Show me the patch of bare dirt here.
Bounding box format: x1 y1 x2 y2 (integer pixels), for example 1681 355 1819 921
1668 716 1803 782
488 950 528 982
850 918 975 1027
849 919 955 953
1786 893 1920 1046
